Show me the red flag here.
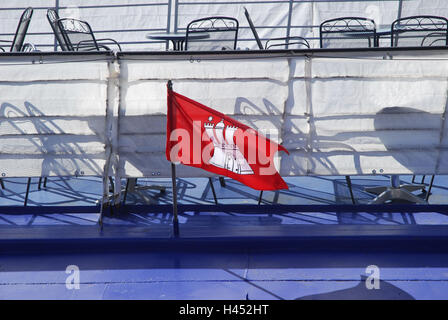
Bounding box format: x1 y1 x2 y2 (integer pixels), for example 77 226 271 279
166 83 288 191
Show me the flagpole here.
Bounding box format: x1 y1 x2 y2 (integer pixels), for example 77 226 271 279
168 80 180 238
171 162 179 237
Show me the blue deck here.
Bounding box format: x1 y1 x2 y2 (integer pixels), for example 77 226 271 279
0 175 448 299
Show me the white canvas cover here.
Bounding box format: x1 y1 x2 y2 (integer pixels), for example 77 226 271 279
0 49 446 184
0 55 110 178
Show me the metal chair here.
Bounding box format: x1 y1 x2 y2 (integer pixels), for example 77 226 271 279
46 9 70 51
320 17 377 48
244 7 309 50
391 15 448 47
57 18 122 52
421 32 448 47
0 7 34 52
185 16 239 51
265 37 309 49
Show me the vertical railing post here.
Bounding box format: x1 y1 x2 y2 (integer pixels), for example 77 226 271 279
166 0 172 50
168 80 180 237
54 0 60 51
174 0 179 33
286 0 294 48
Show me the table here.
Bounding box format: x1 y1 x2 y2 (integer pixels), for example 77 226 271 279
376 28 399 46
146 32 210 51
341 28 400 47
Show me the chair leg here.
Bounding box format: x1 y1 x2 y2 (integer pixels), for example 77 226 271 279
420 175 426 185
345 176 356 204
24 177 31 206
122 178 130 206
425 175 435 202
208 177 218 204
0 178 5 189
109 176 114 194
411 175 416 183
38 177 49 190
258 191 263 205
219 176 226 187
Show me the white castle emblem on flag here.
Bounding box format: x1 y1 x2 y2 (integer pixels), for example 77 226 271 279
204 117 254 175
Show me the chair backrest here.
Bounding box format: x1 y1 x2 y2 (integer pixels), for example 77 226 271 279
57 18 100 51
422 32 448 47
391 15 448 47
320 17 376 48
10 7 33 52
185 16 239 51
265 36 310 50
46 9 69 51
243 7 263 49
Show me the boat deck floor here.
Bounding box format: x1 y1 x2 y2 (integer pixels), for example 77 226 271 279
1 175 448 299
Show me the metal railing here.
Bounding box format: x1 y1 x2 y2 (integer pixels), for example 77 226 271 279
0 0 427 51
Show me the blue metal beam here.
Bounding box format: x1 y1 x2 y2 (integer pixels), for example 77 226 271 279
0 203 447 215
